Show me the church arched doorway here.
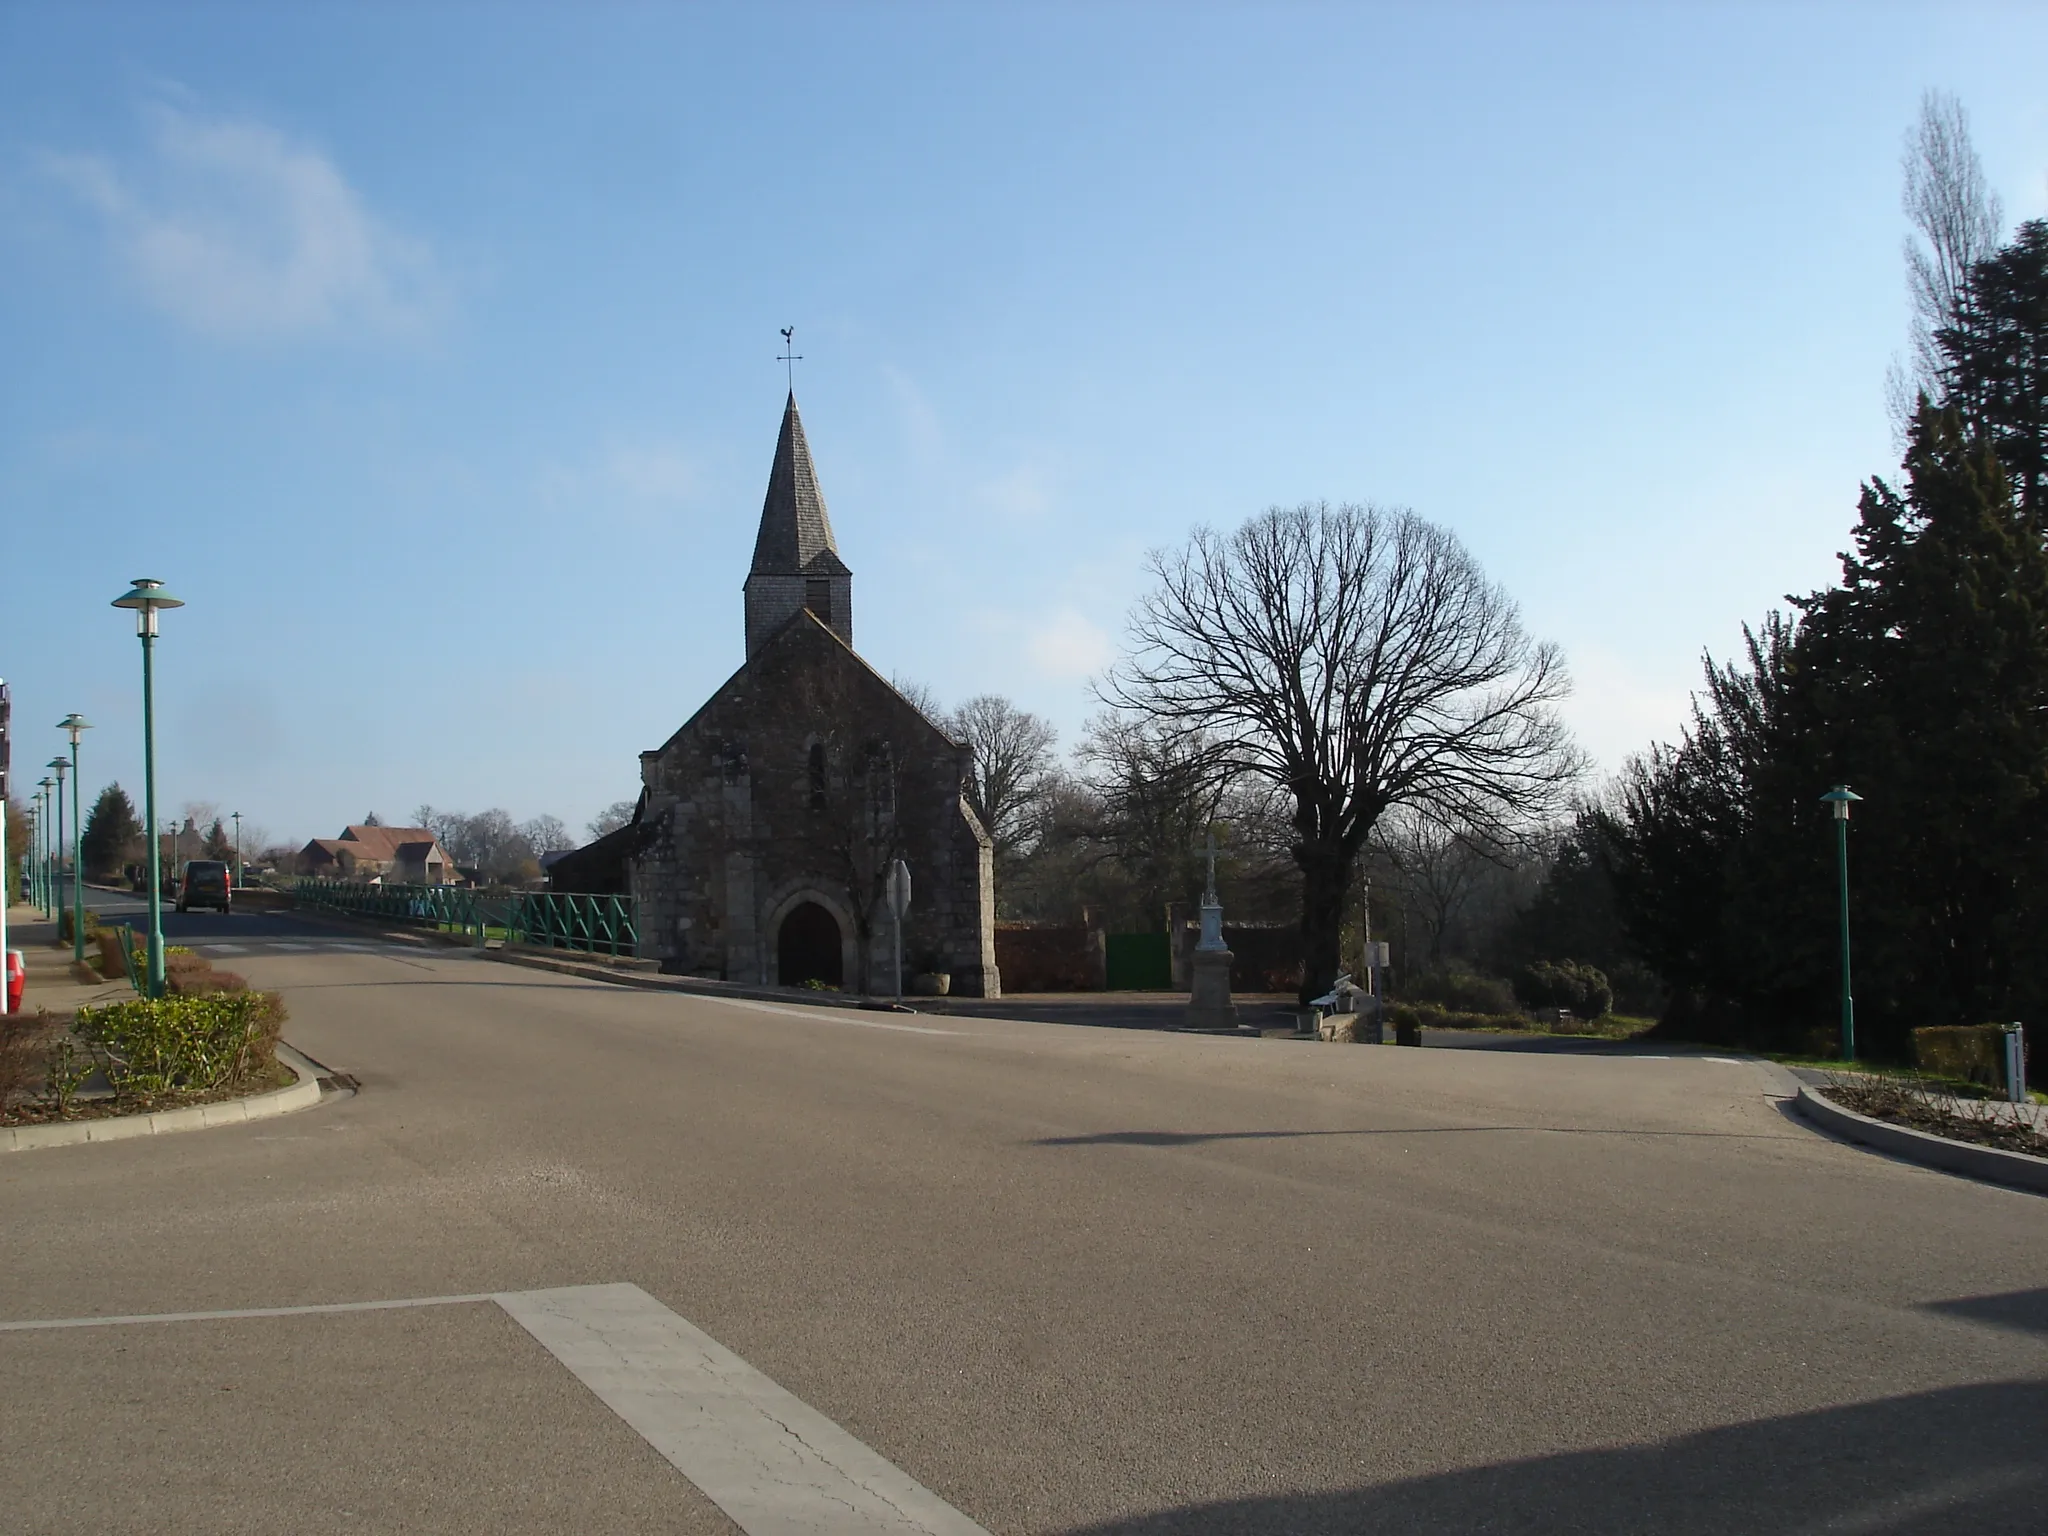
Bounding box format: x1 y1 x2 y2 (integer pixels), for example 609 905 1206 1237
777 901 844 989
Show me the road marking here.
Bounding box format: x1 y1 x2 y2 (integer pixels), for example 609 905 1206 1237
0 1292 498 1331
268 943 312 953
715 997 962 1036
202 943 249 955
499 1283 988 1535
3 1284 990 1535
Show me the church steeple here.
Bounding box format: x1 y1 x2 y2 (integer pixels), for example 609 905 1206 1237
744 392 852 657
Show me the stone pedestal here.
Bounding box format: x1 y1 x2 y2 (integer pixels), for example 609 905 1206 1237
1184 945 1240 1031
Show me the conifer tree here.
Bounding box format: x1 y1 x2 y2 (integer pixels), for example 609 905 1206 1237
80 783 145 880
1937 219 2048 520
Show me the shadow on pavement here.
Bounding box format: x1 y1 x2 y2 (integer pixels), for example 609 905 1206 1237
1029 1124 1792 1148
1921 1287 2048 1339
1054 1381 2048 1535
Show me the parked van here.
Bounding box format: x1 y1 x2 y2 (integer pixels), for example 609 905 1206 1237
177 860 233 915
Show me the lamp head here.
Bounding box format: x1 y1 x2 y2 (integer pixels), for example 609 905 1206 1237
111 577 184 637
1820 784 1863 822
47 756 67 781
58 713 91 745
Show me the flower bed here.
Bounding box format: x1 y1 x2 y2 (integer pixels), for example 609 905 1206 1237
0 949 288 1127
1819 1072 2046 1157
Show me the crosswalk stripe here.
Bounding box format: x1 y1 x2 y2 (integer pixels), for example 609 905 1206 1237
2 1284 989 1534
499 1283 990 1535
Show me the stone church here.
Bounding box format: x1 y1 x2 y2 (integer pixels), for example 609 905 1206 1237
593 392 1000 996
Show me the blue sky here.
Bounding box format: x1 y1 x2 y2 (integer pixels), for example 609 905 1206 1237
3 2 2046 851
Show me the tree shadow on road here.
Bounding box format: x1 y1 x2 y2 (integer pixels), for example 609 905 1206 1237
1028 1126 1792 1147
1920 1287 2048 1339
1053 1381 2048 1535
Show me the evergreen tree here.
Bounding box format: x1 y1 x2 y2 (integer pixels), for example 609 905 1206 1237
80 783 145 880
1937 219 2048 521
203 819 234 861
1613 406 2048 1056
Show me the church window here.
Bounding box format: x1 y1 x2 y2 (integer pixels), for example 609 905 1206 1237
805 578 833 624
808 742 828 811
867 742 896 816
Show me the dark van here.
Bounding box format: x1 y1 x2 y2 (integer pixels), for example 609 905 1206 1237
177 860 233 915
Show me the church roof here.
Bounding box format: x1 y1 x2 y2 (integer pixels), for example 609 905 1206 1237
749 392 843 576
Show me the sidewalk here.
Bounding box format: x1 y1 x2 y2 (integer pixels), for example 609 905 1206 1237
5 905 134 1017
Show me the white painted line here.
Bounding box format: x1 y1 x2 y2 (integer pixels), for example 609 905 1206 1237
268 943 312 953
498 1283 988 1535
715 997 961 1036
203 943 249 956
0 1292 497 1331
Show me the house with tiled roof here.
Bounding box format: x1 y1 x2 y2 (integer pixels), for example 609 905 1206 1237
296 824 456 885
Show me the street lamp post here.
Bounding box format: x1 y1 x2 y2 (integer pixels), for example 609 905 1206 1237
112 579 184 998
59 715 91 962
1820 785 1863 1063
36 778 55 916
231 810 243 889
47 756 70 946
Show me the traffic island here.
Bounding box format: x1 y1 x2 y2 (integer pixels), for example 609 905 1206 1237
1795 1083 2048 1195
1 942 332 1153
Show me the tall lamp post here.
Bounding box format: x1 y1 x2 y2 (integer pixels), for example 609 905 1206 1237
112 579 184 998
36 778 55 916
45 753 67 925
59 715 90 961
46 756 70 942
1821 785 1863 1063
231 810 243 889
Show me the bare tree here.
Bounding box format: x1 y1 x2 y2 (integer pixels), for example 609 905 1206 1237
948 694 1059 866
1897 91 2005 414
1107 502 1578 1000
520 814 572 856
891 675 944 723
587 799 638 840
1376 810 1503 966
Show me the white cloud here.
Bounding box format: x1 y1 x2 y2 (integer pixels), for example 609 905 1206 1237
42 102 441 343
975 461 1055 521
539 437 699 524
1027 608 1115 681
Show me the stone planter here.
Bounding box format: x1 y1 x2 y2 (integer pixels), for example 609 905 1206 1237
908 972 952 997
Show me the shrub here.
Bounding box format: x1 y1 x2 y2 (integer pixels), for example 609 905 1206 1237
1386 1000 1510 1033
57 907 102 945
1403 968 1520 1017
72 990 287 1098
0 1010 59 1107
1514 959 1613 1019
1912 1025 2006 1088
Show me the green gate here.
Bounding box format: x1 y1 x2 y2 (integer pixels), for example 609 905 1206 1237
1104 931 1172 990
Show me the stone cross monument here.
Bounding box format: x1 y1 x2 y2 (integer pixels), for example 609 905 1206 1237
1183 827 1241 1031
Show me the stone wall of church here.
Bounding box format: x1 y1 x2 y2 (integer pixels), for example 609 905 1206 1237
630 615 999 996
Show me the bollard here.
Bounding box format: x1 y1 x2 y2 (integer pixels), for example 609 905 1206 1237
2004 1023 2027 1105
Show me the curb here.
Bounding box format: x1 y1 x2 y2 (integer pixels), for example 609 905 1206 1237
286 902 895 1012
488 946 886 1011
1794 1085 2048 1196
1 1043 329 1154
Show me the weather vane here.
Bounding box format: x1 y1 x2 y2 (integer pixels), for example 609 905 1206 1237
778 326 802 392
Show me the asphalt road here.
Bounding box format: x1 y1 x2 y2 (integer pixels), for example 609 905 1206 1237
3 900 2045 1533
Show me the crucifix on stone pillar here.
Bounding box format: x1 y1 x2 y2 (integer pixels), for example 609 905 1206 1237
1183 824 1239 1031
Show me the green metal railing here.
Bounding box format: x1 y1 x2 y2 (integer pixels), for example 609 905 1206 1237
293 879 638 958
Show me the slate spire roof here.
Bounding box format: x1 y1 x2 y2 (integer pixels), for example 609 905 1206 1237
749 391 845 576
